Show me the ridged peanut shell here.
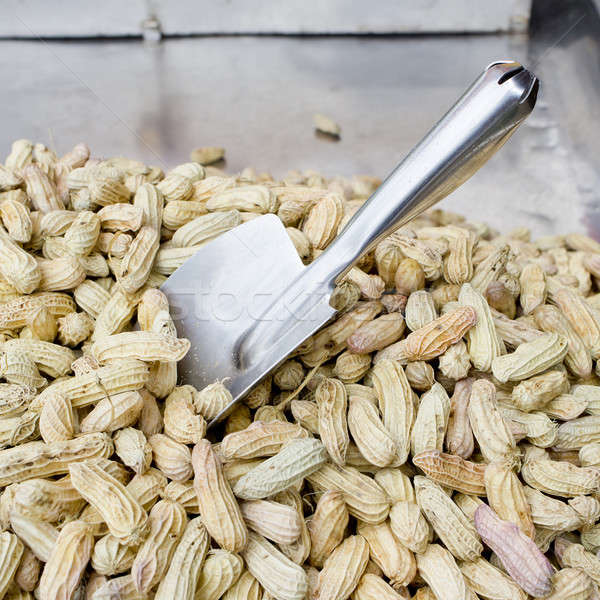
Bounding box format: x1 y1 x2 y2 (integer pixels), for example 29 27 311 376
521 452 600 497
378 306 476 363
91 331 190 363
416 544 469 600
69 461 148 544
0 531 24 599
371 359 414 465
474 504 554 597
220 420 309 460
233 437 326 500
131 498 187 593
445 378 474 458
240 499 301 544
154 517 210 600
315 534 370 600
468 378 517 464
307 463 390 524
316 377 349 465
149 433 193 481
192 439 248 552
242 532 308 600
0 432 113 485
351 573 406 600
357 520 416 587
411 383 450 456
91 533 137 576
37 521 92 600
39 391 73 443
195 549 243 600
80 390 143 434
348 395 396 467
492 332 568 383
484 461 535 538
412 450 486 496
459 557 527 600
308 490 350 567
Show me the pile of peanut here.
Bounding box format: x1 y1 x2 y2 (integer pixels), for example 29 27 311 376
0 138 599 600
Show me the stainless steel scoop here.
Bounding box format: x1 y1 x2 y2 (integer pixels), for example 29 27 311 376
162 60 539 426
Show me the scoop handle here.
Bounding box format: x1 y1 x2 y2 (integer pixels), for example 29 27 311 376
238 61 538 372
315 60 538 285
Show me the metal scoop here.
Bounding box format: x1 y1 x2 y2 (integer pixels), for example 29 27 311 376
162 60 539 426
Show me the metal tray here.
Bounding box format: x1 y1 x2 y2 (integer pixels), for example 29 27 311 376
0 0 598 237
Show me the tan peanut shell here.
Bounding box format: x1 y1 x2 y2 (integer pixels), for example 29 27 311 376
315 534 370 600
221 570 262 600
377 306 477 363
220 420 309 460
459 557 527 600
240 499 301 544
149 433 193 481
131 498 187 593
8 512 58 563
348 394 396 467
307 462 390 524
14 546 40 593
439 341 471 380
533 304 592 378
412 450 486 496
316 377 349 466
459 283 505 371
114 427 152 474
352 573 406 600
38 391 74 443
405 290 437 332
0 433 113 485
553 287 600 359
357 520 416 587
36 358 148 409
520 263 546 315
414 475 482 561
347 312 405 354
484 461 535 538
416 544 469 600
411 382 450 456
543 568 593 600
445 378 474 458
192 439 248 552
91 533 136 576
154 517 210 600
0 532 24 599
233 437 326 500
468 378 517 464
91 330 190 363
69 461 148 544
80 390 143 433
405 360 435 391
371 359 414 465
492 332 568 383
195 549 244 600
37 521 92 600
521 450 600 497
242 531 308 600
308 490 350 567
554 415 600 451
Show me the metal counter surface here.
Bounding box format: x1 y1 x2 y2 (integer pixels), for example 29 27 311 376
0 1 598 237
